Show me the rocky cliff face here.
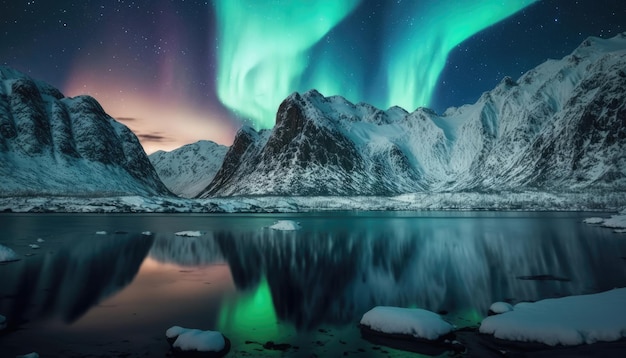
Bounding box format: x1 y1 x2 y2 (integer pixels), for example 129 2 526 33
0 66 170 197
198 33 626 197
149 140 228 198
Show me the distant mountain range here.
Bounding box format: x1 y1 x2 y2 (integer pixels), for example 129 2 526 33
1 34 624 200
0 67 169 197
149 141 227 198
198 34 626 197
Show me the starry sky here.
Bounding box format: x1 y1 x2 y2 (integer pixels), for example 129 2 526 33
1 0 624 154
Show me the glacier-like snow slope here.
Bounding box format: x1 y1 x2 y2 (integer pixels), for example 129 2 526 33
149 140 227 198
199 34 626 197
0 67 169 197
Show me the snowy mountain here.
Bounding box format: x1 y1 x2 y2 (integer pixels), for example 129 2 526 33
149 140 227 198
199 33 626 197
0 66 170 197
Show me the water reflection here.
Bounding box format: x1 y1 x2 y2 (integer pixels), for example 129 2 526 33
194 219 625 329
0 233 153 327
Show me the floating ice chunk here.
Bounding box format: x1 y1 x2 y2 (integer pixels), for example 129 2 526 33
95 231 107 235
166 325 226 352
0 244 19 262
480 288 626 346
360 306 453 340
269 220 301 231
175 231 202 237
614 229 626 234
583 217 604 224
36 238 44 243
0 314 6 329
141 231 152 236
488 302 514 315
28 244 40 249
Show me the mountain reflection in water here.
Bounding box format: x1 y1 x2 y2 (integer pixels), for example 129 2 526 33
0 233 153 327
1 212 625 336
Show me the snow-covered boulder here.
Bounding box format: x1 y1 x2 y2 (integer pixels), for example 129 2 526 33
0 244 19 262
360 307 453 340
269 220 301 231
175 231 203 237
166 326 229 356
480 288 626 346
488 302 514 315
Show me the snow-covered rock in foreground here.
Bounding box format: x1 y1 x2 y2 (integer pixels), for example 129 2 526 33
360 306 453 340
269 220 301 231
175 231 202 237
488 302 514 315
149 140 227 198
0 66 169 197
480 288 626 346
166 326 226 353
0 244 19 262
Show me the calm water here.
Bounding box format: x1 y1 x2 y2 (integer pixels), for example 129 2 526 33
1 212 625 357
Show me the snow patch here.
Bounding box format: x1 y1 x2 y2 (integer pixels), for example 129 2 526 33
269 220 301 231
166 326 225 352
0 244 19 262
175 231 203 237
360 306 453 340
480 288 626 346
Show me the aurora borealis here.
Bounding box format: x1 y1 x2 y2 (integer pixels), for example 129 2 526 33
214 0 536 129
1 0 625 152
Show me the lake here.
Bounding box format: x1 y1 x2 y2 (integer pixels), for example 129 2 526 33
1 212 625 357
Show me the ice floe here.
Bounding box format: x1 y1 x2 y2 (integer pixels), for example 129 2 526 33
174 231 203 237
269 220 301 231
95 231 107 235
480 288 626 346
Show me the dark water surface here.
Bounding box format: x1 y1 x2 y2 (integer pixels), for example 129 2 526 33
1 212 625 357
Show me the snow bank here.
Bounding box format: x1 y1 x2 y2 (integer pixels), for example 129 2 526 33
601 214 626 229
269 220 301 231
175 231 202 237
480 288 626 346
0 244 19 262
360 306 453 340
166 326 225 352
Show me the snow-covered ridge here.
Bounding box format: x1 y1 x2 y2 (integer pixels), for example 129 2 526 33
199 33 626 197
149 140 227 198
0 66 170 197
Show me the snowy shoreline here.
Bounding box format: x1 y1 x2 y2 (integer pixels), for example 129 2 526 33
0 191 624 213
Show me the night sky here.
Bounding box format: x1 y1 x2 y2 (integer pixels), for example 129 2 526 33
1 0 624 154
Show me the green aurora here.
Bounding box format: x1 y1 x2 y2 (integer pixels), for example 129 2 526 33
214 0 537 129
